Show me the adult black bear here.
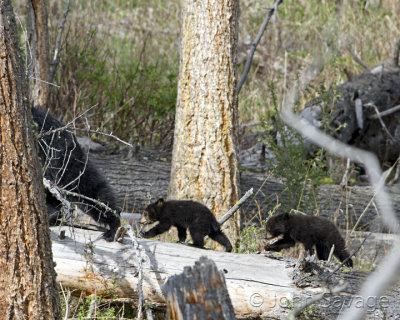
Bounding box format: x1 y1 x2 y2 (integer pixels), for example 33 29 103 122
31 106 120 241
264 210 353 267
138 199 232 252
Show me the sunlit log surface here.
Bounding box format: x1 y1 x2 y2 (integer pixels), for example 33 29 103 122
51 226 400 319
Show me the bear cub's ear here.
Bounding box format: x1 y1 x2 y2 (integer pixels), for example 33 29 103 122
156 198 164 207
282 211 290 219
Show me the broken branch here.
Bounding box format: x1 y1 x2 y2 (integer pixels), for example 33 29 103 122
218 188 254 226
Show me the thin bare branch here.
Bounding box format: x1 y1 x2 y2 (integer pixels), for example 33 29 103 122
288 283 348 320
74 128 133 148
60 188 119 218
365 103 396 141
37 105 133 148
50 0 71 84
37 104 97 139
368 103 400 119
29 75 60 88
344 43 370 71
43 177 74 221
236 0 283 94
339 158 351 187
218 188 254 225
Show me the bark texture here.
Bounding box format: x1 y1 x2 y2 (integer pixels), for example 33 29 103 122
169 0 240 241
0 0 61 318
163 257 235 320
26 0 50 107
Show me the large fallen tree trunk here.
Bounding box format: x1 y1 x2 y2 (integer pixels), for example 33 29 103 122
51 226 400 319
91 154 400 231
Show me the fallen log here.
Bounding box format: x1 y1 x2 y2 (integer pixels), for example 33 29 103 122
51 226 400 319
91 153 400 231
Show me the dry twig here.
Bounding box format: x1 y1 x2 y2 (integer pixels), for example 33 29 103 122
50 0 71 84
236 0 283 94
288 282 348 320
344 43 370 71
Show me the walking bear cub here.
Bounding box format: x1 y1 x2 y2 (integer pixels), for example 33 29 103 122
139 199 232 252
264 211 353 267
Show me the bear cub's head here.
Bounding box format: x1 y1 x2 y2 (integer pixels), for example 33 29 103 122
265 210 290 239
139 198 164 225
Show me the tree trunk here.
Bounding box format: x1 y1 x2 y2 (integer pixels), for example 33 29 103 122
169 0 241 244
26 0 50 107
0 1 61 318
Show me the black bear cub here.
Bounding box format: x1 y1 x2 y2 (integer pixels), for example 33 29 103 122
139 199 232 252
264 211 353 267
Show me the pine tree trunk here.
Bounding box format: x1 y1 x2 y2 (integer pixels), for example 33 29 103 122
0 0 61 318
169 0 240 245
26 0 50 107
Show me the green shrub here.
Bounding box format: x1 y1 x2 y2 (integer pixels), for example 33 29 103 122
263 81 333 213
49 24 178 146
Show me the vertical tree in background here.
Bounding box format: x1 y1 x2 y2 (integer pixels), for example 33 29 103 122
26 0 50 107
0 0 61 318
169 0 240 244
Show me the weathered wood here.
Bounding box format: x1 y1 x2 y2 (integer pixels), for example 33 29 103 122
162 257 235 320
91 153 400 231
50 226 400 319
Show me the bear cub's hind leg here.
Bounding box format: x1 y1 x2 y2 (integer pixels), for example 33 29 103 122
177 226 187 243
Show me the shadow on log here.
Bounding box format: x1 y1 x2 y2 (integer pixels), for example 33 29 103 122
163 257 235 320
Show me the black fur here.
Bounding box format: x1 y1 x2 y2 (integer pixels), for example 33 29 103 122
264 211 353 267
31 106 120 241
139 199 232 252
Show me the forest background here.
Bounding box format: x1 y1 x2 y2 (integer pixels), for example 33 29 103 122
14 0 399 146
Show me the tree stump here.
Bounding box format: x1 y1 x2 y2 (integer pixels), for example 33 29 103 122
162 257 235 320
